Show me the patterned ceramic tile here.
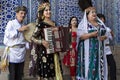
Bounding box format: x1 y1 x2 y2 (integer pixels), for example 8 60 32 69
0 0 20 45
95 0 120 45
55 0 83 26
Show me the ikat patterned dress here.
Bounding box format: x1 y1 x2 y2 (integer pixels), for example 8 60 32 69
76 23 107 80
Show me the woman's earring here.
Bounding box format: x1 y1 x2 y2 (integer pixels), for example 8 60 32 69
42 16 45 19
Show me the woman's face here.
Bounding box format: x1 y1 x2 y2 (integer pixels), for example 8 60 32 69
71 17 77 27
87 9 97 21
43 6 51 19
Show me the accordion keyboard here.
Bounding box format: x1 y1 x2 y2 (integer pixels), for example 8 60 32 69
44 28 55 53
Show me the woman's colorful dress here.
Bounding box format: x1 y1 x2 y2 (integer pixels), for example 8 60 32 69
76 23 107 80
29 22 63 80
69 32 77 76
63 31 77 76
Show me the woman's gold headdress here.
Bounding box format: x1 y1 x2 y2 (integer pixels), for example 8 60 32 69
38 2 50 12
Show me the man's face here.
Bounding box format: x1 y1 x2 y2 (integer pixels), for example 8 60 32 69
16 11 26 22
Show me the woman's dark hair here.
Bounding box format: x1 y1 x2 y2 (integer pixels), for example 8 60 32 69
37 9 45 22
68 16 78 28
78 0 95 15
97 13 106 22
15 6 27 13
78 0 93 11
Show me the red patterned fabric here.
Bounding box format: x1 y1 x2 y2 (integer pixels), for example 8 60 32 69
72 32 77 37
63 51 70 66
63 32 77 76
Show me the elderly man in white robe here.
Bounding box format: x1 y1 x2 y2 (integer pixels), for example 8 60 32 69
3 6 28 80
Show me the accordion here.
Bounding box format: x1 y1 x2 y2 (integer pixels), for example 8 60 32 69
44 26 70 54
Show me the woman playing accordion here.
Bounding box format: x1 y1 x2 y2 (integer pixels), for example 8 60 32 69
29 2 63 80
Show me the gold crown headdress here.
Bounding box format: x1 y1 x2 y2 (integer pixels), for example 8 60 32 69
38 2 50 12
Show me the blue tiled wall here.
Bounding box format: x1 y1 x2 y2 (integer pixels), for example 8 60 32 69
0 0 20 45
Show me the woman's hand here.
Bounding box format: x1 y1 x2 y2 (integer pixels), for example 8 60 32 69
42 40 49 49
52 27 58 31
80 31 98 40
91 31 98 37
99 35 107 41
